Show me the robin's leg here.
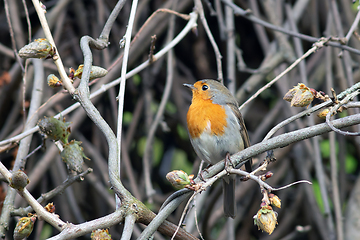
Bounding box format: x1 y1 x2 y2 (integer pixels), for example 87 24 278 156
225 152 250 181
224 152 233 174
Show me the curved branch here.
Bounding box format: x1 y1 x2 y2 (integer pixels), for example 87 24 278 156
194 0 223 81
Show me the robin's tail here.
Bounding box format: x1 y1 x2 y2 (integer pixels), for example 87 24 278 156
245 158 252 173
222 175 236 218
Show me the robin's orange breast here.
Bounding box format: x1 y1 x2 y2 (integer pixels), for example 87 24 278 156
187 98 227 139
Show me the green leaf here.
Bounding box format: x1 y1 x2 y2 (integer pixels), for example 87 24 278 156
123 111 133 125
312 180 324 213
320 140 330 158
132 74 141 86
165 102 177 114
136 137 163 167
338 111 348 118
40 223 53 240
150 102 158 114
152 138 164 166
352 1 359 11
320 139 339 158
137 137 147 157
345 154 358 174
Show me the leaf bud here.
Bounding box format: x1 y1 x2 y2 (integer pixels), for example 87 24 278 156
37 117 71 144
13 216 36 240
19 38 55 59
74 65 108 80
9 170 29 191
61 140 89 173
166 170 191 189
253 205 278 235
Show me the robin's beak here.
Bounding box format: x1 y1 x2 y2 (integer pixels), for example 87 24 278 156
183 83 195 90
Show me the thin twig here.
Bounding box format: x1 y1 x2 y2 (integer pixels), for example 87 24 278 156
11 168 93 216
194 0 223 82
221 0 360 55
345 10 360 41
116 0 139 205
171 192 197 240
143 10 176 201
3 0 24 72
240 38 329 111
31 0 75 94
99 0 127 40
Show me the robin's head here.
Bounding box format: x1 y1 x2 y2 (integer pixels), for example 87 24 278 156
183 79 235 105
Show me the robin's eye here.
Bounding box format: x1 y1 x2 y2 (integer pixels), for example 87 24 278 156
202 85 209 91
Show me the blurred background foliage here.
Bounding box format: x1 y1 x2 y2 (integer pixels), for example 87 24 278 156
0 0 360 239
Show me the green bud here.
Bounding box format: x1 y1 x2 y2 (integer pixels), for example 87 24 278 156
13 216 36 240
166 170 191 189
37 117 71 144
19 38 55 59
47 74 62 88
74 64 108 80
61 140 89 173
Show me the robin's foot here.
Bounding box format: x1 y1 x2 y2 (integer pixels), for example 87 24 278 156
224 152 234 175
240 175 250 181
265 150 276 163
199 166 211 182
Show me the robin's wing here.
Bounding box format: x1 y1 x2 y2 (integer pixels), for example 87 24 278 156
227 102 252 172
226 103 250 148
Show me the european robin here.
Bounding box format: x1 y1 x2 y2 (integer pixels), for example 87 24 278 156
184 79 252 218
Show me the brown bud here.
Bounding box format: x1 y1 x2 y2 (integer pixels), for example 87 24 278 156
317 108 330 119
283 88 297 102
254 205 278 235
47 74 62 88
291 84 314 107
283 83 315 107
269 194 281 208
44 203 55 213
264 171 273 179
91 229 112 240
9 170 29 191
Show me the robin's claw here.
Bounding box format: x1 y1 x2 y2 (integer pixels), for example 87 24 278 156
199 168 209 182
